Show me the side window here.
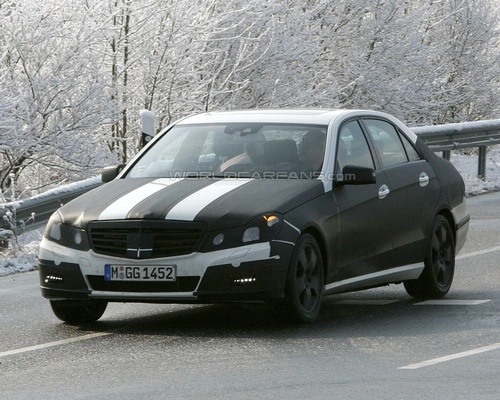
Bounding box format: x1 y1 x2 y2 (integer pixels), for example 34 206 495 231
363 119 409 167
400 133 421 162
337 120 375 172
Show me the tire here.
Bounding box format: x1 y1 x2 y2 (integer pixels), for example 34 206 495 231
404 215 455 299
50 300 108 324
284 233 324 323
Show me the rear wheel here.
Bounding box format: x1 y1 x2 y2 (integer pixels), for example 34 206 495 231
404 215 455 299
50 300 108 324
284 233 324 323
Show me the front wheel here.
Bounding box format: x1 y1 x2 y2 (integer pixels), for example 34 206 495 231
284 233 324 323
50 300 108 324
404 215 455 299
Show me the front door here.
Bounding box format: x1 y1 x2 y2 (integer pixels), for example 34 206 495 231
332 120 394 281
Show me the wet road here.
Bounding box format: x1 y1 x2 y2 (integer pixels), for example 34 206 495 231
1 191 499 400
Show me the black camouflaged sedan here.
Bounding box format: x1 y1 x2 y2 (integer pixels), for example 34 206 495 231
39 109 469 323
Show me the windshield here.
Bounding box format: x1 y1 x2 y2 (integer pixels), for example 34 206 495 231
128 123 327 179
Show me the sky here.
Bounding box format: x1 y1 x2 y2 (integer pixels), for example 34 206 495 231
0 146 499 277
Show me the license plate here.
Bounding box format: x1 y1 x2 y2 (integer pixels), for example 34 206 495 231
104 264 176 281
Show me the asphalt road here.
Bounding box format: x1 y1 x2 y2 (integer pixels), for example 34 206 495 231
1 191 499 400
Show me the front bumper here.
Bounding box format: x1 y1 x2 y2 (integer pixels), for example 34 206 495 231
39 239 290 303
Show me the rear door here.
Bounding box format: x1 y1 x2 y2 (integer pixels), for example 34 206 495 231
361 118 440 265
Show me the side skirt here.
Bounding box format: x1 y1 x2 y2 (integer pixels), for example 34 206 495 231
324 263 424 295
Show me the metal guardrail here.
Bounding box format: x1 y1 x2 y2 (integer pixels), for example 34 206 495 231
0 177 101 235
0 119 499 238
412 119 500 178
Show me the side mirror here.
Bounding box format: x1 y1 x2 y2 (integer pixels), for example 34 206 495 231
336 165 376 186
101 165 124 183
140 109 156 148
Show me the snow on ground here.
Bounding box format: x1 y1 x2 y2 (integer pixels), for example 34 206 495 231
1 146 499 277
451 145 500 196
0 229 43 277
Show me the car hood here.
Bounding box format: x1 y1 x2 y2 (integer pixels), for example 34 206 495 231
57 177 325 230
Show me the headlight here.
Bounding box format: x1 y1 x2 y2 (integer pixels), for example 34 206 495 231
212 233 225 246
264 215 280 227
45 211 62 241
207 213 283 250
242 227 260 243
44 211 90 251
48 221 62 241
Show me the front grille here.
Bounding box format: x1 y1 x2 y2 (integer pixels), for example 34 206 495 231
88 221 204 259
87 275 200 293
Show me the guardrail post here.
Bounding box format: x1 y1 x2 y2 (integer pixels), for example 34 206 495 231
478 146 487 179
442 150 451 160
9 173 16 201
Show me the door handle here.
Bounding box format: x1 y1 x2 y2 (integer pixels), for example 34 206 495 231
378 184 390 199
419 172 429 187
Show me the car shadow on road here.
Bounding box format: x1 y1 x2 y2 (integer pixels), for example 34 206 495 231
61 287 493 340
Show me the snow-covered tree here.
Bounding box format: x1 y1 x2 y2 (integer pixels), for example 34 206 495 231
0 0 499 198
0 1 118 196
418 0 500 124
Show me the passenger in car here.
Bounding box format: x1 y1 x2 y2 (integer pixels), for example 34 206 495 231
299 129 326 171
218 132 266 173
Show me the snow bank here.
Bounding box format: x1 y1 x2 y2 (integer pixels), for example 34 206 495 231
0 229 42 276
451 145 500 196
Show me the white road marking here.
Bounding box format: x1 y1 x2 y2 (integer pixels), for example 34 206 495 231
399 342 500 370
334 299 400 305
0 332 112 359
414 299 491 306
457 245 500 260
332 299 490 306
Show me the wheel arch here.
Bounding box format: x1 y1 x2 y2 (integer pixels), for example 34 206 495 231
437 208 457 245
301 226 329 280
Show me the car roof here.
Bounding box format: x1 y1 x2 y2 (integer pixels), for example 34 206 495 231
173 108 419 144
176 109 352 126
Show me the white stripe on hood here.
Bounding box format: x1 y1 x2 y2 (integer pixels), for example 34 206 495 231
165 179 253 221
98 178 183 220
